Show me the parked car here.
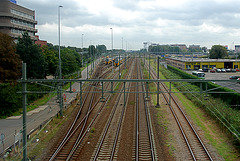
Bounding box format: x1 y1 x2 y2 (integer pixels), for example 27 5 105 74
231 69 236 72
226 68 231 72
221 68 226 72
236 68 240 72
203 68 209 72
210 69 216 73
216 69 221 72
237 78 240 83
229 75 240 79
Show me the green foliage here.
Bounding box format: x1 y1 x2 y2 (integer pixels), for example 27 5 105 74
162 65 240 144
0 32 21 82
209 45 228 59
96 45 107 53
148 45 181 53
167 65 240 106
61 48 80 75
0 83 50 118
16 32 47 78
41 45 58 76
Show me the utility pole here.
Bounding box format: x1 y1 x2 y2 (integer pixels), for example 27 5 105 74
110 28 113 74
22 63 27 161
58 5 63 116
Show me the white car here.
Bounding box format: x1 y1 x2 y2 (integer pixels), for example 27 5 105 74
221 68 226 72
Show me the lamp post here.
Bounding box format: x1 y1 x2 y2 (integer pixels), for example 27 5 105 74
58 5 63 79
82 34 84 67
110 28 113 74
58 5 63 116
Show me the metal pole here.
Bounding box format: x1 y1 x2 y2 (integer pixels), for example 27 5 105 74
87 50 89 79
110 28 113 74
149 53 150 79
82 34 84 67
58 5 63 80
169 82 171 106
22 63 27 161
80 82 82 107
205 82 208 98
125 53 126 69
101 82 104 101
124 82 126 107
119 53 121 79
90 44 92 76
156 56 160 107
111 81 113 93
58 5 63 117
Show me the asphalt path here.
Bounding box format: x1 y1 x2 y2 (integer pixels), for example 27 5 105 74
0 59 101 155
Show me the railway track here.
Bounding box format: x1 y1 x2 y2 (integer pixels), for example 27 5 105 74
47 59 132 160
47 61 119 160
146 61 214 161
133 57 157 160
91 57 136 160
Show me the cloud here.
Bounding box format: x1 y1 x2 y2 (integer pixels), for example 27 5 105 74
17 0 240 50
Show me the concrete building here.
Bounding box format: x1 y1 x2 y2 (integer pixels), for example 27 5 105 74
189 44 200 50
170 44 187 51
0 0 37 41
166 57 240 70
235 45 240 53
35 35 47 47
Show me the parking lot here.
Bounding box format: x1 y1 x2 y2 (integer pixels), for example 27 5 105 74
185 70 240 93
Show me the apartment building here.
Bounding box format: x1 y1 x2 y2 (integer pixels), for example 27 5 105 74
0 0 37 41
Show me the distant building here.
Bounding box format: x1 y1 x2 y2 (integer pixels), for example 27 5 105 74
223 45 228 50
235 45 240 52
189 44 200 50
35 35 47 47
166 57 240 70
170 44 187 50
0 0 37 41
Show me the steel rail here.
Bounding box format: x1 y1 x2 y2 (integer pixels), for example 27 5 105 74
109 57 136 161
66 86 98 160
148 63 213 161
140 60 156 161
49 64 109 160
93 58 134 161
49 83 93 161
135 57 139 161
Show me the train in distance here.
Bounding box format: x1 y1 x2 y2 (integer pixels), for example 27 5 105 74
105 56 125 67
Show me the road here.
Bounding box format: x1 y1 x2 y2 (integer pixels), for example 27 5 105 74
0 60 101 155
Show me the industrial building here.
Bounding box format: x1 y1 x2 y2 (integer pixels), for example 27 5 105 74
0 0 37 41
166 57 240 70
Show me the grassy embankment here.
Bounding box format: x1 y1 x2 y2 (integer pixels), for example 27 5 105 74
145 58 240 160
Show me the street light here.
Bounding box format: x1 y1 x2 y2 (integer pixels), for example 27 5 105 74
110 28 113 74
82 34 84 67
58 5 63 79
58 5 63 116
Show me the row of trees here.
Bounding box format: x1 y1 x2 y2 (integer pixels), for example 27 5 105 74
0 32 107 117
148 45 204 53
0 32 107 82
147 44 234 59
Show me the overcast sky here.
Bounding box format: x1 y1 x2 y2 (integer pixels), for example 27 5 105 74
17 0 240 50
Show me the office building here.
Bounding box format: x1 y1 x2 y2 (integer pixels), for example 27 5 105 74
0 0 37 41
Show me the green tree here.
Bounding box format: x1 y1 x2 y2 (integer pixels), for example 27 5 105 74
16 32 47 78
61 48 80 75
41 45 58 76
0 32 21 82
96 45 107 53
209 45 228 59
